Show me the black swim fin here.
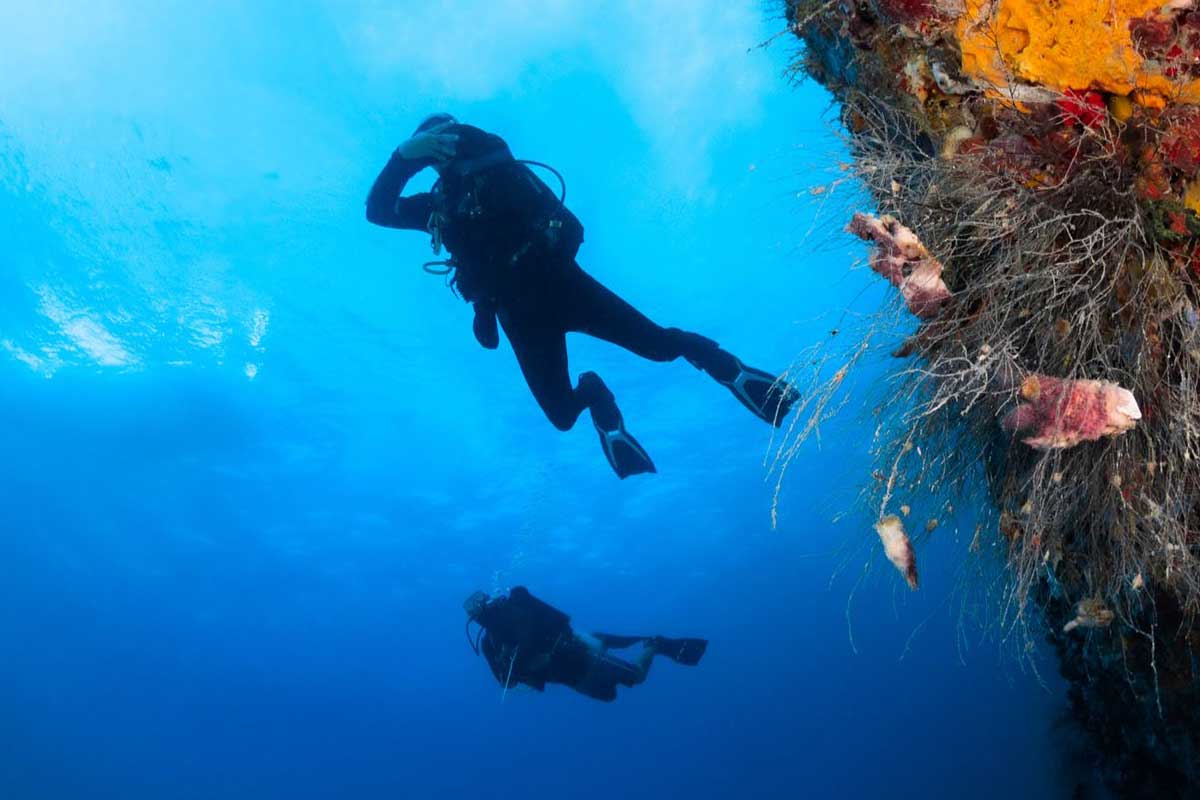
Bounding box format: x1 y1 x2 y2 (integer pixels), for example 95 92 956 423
651 636 708 666
677 336 799 428
596 421 656 479
580 372 656 479
719 360 799 428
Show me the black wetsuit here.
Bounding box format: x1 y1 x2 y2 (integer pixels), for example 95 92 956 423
365 124 740 432
472 587 646 702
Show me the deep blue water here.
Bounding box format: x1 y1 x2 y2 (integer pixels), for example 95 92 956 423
2 3 1085 798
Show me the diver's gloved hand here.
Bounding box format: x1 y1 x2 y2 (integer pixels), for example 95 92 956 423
396 122 458 163
473 303 499 350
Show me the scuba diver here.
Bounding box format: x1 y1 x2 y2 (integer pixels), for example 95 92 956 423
463 586 707 702
366 113 799 478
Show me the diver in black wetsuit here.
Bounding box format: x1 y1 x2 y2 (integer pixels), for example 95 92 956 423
366 113 799 478
463 587 707 702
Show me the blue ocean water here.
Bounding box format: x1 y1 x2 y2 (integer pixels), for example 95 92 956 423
1 3 1088 798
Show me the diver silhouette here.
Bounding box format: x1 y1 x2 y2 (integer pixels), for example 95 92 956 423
366 113 798 478
463 586 707 702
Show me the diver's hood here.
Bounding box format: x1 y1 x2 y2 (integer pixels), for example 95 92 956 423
438 124 513 179
463 590 489 619
413 112 457 135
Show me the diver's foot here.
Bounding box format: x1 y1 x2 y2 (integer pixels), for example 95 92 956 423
673 330 727 376
720 360 799 427
579 372 657 479
672 330 800 426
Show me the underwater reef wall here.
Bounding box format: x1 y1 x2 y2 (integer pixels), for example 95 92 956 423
784 0 1200 794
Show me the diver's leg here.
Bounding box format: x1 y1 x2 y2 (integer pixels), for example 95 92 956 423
564 265 800 427
500 309 655 477
562 265 714 364
589 632 648 650
499 312 585 432
632 642 657 684
573 650 647 700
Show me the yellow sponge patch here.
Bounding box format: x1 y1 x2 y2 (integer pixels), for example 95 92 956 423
957 0 1200 105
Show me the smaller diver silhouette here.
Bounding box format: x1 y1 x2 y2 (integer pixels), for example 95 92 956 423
366 113 799 478
463 586 707 702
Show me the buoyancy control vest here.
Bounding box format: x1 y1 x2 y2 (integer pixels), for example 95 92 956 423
425 125 584 301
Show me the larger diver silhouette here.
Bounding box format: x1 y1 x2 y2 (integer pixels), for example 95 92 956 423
366 113 798 478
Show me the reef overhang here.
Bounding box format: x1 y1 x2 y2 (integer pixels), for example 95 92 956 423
784 0 1200 792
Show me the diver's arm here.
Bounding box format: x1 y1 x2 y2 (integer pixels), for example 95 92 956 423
366 124 458 229
364 151 434 230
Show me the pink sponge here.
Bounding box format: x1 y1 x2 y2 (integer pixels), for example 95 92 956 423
1002 375 1142 450
847 212 951 319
